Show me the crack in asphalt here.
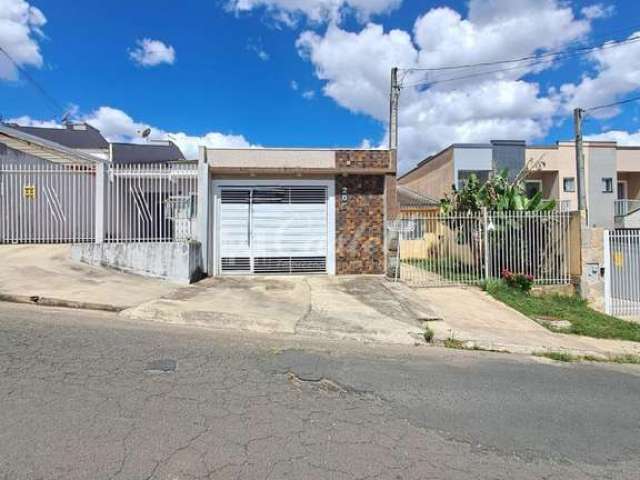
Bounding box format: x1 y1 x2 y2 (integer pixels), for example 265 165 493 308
1 305 639 479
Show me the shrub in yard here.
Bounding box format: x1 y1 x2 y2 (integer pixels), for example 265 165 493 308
501 268 534 292
424 326 434 343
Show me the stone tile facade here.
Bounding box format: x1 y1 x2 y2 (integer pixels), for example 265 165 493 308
335 175 386 274
335 150 391 170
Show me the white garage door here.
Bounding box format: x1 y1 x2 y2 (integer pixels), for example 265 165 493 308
217 185 329 274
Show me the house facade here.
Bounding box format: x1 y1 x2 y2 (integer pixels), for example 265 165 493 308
198 147 397 276
399 139 640 228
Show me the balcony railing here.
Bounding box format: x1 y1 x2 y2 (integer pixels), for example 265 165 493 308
615 200 640 218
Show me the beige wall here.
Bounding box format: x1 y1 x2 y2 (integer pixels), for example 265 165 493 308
526 145 578 209
398 148 454 201
617 148 640 172
206 148 336 169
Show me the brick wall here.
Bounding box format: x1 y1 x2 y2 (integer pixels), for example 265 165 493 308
335 175 385 274
335 150 391 170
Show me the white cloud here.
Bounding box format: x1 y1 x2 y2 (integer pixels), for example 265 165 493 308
6 115 58 128
301 89 315 99
296 0 601 172
581 4 615 20
586 129 640 145
290 80 299 90
560 31 640 118
226 0 401 26
129 38 176 67
0 0 47 80
9 106 257 159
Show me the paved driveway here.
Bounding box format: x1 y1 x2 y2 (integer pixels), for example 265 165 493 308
0 245 178 310
122 275 432 345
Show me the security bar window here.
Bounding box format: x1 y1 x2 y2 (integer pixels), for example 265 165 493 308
602 177 614 193
563 177 575 192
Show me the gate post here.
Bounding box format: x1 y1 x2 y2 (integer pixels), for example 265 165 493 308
603 229 611 315
482 208 490 281
95 162 108 243
197 147 211 275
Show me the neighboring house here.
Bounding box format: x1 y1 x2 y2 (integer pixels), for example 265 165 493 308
398 140 527 202
527 141 640 229
397 185 439 213
399 139 640 229
200 147 397 276
0 123 101 165
109 141 186 165
7 122 110 161
4 122 186 165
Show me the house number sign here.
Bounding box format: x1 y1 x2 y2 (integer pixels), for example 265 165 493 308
23 185 37 199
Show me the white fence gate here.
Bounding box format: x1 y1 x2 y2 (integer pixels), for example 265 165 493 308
604 229 640 317
1 162 198 245
105 164 198 242
0 164 96 243
396 210 571 286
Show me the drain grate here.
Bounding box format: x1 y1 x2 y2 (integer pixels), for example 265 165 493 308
145 359 177 373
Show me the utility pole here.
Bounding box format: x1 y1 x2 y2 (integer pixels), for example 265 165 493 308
573 107 587 223
389 67 400 152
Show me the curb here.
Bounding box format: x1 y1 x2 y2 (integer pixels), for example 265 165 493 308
0 293 125 313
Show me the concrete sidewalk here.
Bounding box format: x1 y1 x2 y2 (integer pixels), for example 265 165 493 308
414 287 640 359
122 276 431 345
0 245 179 311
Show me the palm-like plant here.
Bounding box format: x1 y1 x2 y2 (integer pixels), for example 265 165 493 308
440 169 556 214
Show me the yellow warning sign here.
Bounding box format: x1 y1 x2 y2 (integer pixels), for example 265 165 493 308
613 251 624 268
23 185 36 199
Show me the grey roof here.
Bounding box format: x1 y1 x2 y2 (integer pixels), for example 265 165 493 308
0 123 104 164
6 123 109 150
398 186 439 208
110 141 185 165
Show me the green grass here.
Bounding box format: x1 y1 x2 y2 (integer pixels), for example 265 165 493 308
534 351 577 362
404 258 483 283
485 281 640 343
534 351 640 365
443 337 466 349
424 326 434 343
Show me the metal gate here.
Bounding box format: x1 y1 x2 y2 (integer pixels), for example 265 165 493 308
605 229 640 317
0 163 96 243
395 210 571 287
105 164 198 242
216 184 329 275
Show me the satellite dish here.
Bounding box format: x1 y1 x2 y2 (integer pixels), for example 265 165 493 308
140 128 152 139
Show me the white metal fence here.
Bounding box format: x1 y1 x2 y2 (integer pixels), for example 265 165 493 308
605 229 640 317
1 163 96 243
1 162 198 245
105 163 198 242
395 210 572 286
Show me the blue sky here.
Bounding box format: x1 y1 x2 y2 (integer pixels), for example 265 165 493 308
1 0 639 171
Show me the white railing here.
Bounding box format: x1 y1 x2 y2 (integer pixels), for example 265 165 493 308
605 229 640 317
614 199 640 218
395 210 572 287
0 163 96 244
105 163 198 243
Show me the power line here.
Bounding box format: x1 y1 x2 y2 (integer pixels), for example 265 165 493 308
401 35 640 89
584 94 640 113
0 45 66 118
401 23 640 74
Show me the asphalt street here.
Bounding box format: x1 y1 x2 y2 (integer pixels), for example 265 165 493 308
1 303 639 479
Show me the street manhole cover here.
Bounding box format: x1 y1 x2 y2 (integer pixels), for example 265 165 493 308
145 359 177 373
